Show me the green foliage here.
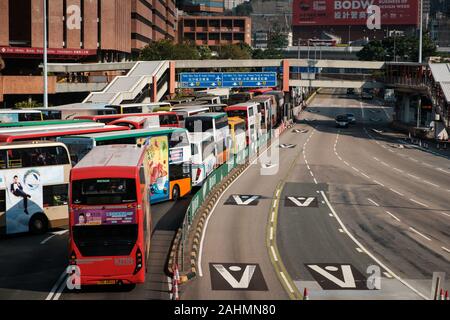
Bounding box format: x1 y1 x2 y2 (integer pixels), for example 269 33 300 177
357 34 437 62
197 45 213 60
139 40 200 61
14 100 43 109
233 2 253 16
218 44 252 60
267 29 288 50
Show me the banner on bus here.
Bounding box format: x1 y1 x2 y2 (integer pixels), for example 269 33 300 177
144 135 170 203
74 208 136 226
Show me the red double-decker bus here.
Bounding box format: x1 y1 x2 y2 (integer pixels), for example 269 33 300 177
69 144 151 286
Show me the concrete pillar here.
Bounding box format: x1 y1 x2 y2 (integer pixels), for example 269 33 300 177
403 94 411 123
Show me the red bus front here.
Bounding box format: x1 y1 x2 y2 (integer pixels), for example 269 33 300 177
69 169 148 285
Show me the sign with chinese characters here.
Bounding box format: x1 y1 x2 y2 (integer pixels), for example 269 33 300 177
179 72 277 88
292 0 419 26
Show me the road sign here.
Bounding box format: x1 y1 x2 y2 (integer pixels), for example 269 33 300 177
179 72 277 88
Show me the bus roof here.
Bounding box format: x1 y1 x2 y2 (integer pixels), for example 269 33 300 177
228 117 246 125
0 119 95 128
0 109 41 114
74 145 144 170
0 125 128 142
226 102 258 109
186 112 227 120
64 127 186 141
0 140 68 149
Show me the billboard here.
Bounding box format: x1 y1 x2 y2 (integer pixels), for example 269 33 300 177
293 0 419 26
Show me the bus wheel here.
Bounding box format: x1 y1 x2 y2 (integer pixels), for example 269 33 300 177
172 185 180 201
29 213 48 235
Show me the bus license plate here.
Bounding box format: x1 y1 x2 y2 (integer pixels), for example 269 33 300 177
97 280 117 285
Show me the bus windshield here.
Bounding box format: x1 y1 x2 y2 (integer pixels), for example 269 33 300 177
227 110 247 119
185 118 213 132
72 178 137 205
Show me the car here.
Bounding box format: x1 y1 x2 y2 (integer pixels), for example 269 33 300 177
347 88 355 95
346 113 356 124
361 89 374 100
335 115 350 128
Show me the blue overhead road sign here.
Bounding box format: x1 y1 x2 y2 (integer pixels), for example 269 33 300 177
179 72 277 88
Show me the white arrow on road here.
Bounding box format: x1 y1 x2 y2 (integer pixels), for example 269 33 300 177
232 195 259 205
288 197 315 207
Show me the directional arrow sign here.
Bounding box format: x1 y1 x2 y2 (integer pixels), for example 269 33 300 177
224 195 261 206
305 263 370 290
279 144 296 149
210 263 268 291
285 196 318 207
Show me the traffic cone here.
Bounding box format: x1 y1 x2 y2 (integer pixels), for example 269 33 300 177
439 288 444 300
303 287 309 300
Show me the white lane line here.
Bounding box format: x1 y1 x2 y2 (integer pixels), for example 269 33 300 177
271 246 278 262
410 158 419 162
393 168 404 173
198 140 274 277
368 198 380 207
407 173 420 180
280 271 294 293
320 191 428 300
337 156 342 161
338 228 344 233
276 189 281 197
313 178 318 184
168 276 173 300
373 157 380 161
356 247 363 253
273 199 278 209
270 227 274 241
271 211 275 223
385 211 401 222
360 172 370 179
442 247 450 253
343 161 349 166
409 198 429 208
373 180 385 187
305 159 308 165
40 234 56 245
384 272 393 279
352 167 360 172
52 276 67 300
307 165 311 170
389 188 404 196
424 181 439 188
310 171 314 177
440 211 450 217
409 227 432 241
380 161 389 166
329 213 334 217
45 270 67 300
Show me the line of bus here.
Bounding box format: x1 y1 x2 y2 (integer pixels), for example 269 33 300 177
0 141 71 235
189 132 216 187
184 113 230 167
58 128 192 203
69 144 151 285
108 113 180 129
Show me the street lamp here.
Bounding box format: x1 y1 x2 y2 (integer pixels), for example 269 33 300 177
43 0 48 108
419 0 423 63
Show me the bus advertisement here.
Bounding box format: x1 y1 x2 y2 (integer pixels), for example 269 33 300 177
0 141 71 235
69 145 151 285
144 136 170 203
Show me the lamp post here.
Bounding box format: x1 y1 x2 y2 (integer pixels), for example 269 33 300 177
43 0 48 108
419 0 423 63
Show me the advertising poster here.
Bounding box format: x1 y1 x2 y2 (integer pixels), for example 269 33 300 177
293 0 419 26
2 168 44 234
74 208 136 226
144 136 170 203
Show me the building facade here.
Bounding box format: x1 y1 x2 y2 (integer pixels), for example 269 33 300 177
178 15 251 47
0 0 177 63
177 0 225 13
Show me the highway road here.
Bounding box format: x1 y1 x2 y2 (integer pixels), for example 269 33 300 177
183 88 449 300
0 196 190 300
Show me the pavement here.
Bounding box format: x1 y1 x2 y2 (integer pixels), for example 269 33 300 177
183 88 449 300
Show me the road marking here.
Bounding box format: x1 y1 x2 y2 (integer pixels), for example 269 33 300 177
310 171 314 177
410 158 419 162
409 198 429 208
307 165 311 170
360 172 370 179
440 211 450 217
368 198 380 207
338 228 344 233
40 230 69 245
373 180 385 187
337 156 342 161
40 234 56 245
385 211 401 222
424 181 439 188
320 190 428 300
45 269 68 300
329 213 334 217
276 189 281 197
279 272 294 293
352 167 360 172
271 246 278 262
53 276 67 300
384 272 393 278
409 227 432 241
380 161 389 166
271 211 275 223
407 173 420 180
393 168 404 173
313 178 318 184
442 247 450 253
273 199 278 209
356 247 363 253
305 159 308 165
373 157 379 161
168 276 173 300
389 188 404 196
344 161 349 166
270 227 274 241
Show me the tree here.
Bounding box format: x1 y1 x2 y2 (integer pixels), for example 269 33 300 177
357 34 437 62
267 29 288 50
234 2 252 16
14 100 43 109
218 44 252 60
197 45 213 60
139 40 200 61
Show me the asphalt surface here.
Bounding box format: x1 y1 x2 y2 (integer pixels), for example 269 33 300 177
183 88 449 300
0 196 190 300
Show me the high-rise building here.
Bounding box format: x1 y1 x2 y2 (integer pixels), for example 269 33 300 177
224 0 247 10
0 0 177 63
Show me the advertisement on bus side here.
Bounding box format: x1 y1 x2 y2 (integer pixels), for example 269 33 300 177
74 208 136 226
144 136 170 203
